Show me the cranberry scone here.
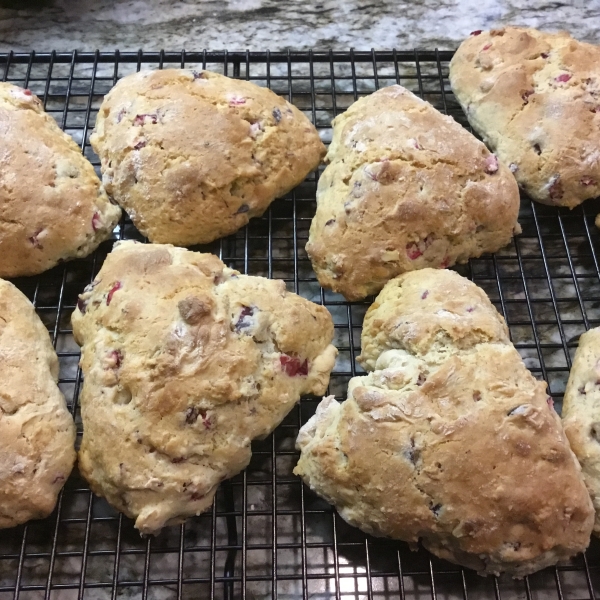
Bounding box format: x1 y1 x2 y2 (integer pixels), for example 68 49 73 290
306 85 520 301
0 278 76 528
294 269 593 577
562 327 600 535
71 241 337 534
91 69 325 246
450 27 600 219
0 83 121 278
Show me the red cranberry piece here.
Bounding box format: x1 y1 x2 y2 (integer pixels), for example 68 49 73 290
280 354 309 377
91 211 101 232
52 474 65 484
581 177 596 186
133 113 158 126
192 70 205 80
228 95 246 106
235 204 250 214
235 306 255 332
484 154 499 174
470 30 482 36
547 396 555 410
521 89 534 104
23 89 32 96
440 256 450 269
540 52 549 59
548 175 563 201
190 492 205 501
473 391 482 402
186 407 199 424
77 297 87 313
406 242 423 260
421 290 429 300
200 409 212 429
482 43 492 51
555 73 572 83
133 139 147 150
272 108 282 123
416 373 426 386
116 108 127 123
171 457 186 464
107 350 122 369
28 229 43 249
106 281 122 305
466 307 474 313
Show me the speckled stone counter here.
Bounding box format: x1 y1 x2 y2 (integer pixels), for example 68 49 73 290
0 0 598 53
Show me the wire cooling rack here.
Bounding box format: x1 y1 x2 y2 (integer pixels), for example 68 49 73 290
1 49 600 600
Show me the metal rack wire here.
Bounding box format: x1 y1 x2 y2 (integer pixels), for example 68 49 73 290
1 49 600 600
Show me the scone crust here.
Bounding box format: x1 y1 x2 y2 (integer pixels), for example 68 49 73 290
0 83 121 278
91 69 325 246
562 327 600 535
0 278 76 528
306 85 520 301
295 269 593 577
71 241 337 534
449 27 600 209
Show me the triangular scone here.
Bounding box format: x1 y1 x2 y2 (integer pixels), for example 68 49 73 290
450 27 600 219
0 279 76 528
562 327 600 535
306 85 520 301
72 241 337 534
295 269 593 577
0 83 121 278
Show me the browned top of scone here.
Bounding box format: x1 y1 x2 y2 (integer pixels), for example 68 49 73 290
71 241 337 534
306 85 519 301
0 278 76 528
0 83 121 278
91 69 325 246
449 26 600 208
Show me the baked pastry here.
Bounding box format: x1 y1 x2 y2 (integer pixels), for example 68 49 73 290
90 69 325 246
0 83 121 278
306 85 520 301
0 278 76 528
71 241 337 534
295 269 593 577
449 27 600 219
562 327 600 535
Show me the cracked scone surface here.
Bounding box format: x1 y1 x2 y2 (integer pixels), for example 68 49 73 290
562 327 600 535
294 269 593 577
449 27 600 213
0 278 76 528
0 83 121 278
305 85 520 301
91 69 325 246
71 241 337 534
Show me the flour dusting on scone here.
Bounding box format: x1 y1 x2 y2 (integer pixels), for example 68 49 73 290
295 269 593 577
0 278 76 528
450 27 600 217
91 69 325 246
0 83 121 278
306 85 520 301
71 241 337 534
562 327 600 535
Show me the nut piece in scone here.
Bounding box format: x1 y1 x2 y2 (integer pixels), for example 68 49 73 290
0 83 121 278
295 269 593 577
90 69 325 246
71 241 337 534
306 85 520 301
450 27 600 217
0 278 76 528
562 327 600 535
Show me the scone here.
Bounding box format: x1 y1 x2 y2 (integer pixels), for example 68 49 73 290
449 27 600 218
562 327 600 535
0 278 76 528
90 69 325 246
306 85 520 301
0 83 121 278
71 241 337 534
294 269 593 577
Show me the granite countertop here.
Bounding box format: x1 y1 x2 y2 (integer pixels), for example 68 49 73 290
0 0 598 53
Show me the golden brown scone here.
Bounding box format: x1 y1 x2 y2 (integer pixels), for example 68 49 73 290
449 27 600 216
562 327 600 535
305 85 520 301
295 269 593 577
0 278 76 528
71 241 337 534
0 83 121 278
91 69 325 246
